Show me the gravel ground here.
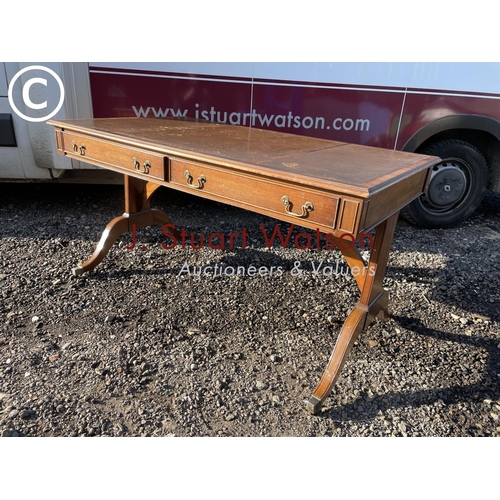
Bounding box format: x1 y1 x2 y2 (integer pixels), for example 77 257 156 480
0 182 499 437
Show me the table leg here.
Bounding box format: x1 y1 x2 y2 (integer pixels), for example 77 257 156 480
305 211 399 414
72 175 177 276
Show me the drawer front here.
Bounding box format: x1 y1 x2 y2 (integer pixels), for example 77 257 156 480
61 132 167 180
170 158 346 230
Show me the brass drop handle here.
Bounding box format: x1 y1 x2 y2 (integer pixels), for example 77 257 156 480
132 158 151 174
281 195 314 218
71 141 85 155
184 170 206 189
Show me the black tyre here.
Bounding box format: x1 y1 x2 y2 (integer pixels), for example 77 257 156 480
401 139 488 228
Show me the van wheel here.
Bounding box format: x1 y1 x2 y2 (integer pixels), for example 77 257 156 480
401 139 488 228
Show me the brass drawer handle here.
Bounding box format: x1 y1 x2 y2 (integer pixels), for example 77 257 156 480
281 196 314 218
184 170 206 189
132 158 151 174
71 141 85 155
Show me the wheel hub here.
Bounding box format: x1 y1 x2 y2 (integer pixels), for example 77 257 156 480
426 162 467 208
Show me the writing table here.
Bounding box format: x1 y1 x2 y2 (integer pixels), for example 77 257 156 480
48 117 439 414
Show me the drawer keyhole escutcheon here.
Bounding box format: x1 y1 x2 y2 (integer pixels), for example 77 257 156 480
281 195 314 218
132 157 141 170
184 170 206 189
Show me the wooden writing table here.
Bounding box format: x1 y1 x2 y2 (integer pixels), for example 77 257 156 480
48 118 439 414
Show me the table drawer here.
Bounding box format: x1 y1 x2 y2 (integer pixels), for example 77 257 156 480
169 158 349 230
60 132 167 180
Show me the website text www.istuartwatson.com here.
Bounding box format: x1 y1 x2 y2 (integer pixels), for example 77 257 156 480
131 104 371 133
